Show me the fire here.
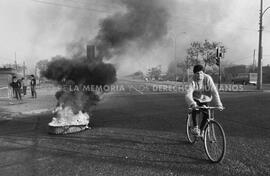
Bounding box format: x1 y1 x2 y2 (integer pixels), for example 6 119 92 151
48 102 91 134
49 104 90 127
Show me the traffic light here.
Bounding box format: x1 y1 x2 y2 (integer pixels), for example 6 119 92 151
216 57 220 66
216 47 220 58
219 52 223 58
215 47 223 66
216 47 224 57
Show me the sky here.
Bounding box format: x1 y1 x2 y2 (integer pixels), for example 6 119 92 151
0 0 270 75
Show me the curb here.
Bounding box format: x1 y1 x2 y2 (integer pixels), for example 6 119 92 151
20 108 52 115
0 109 52 121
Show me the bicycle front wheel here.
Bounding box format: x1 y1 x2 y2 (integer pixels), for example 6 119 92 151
204 121 226 163
186 113 196 144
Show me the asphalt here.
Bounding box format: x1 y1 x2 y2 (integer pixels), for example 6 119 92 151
0 82 269 175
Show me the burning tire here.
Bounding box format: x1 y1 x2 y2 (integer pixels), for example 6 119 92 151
48 125 89 134
48 106 91 135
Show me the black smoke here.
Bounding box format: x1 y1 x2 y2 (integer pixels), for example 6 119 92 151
43 56 116 113
95 0 169 59
44 57 116 86
43 0 169 113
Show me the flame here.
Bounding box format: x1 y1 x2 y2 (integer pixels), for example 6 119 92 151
49 104 90 127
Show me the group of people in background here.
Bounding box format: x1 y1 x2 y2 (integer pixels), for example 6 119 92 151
9 75 37 103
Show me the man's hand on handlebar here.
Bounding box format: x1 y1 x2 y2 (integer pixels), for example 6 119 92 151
190 103 198 110
189 104 225 111
217 106 225 111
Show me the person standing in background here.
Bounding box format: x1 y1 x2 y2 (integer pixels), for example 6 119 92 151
8 75 14 104
10 76 22 103
30 75 37 98
21 77 27 96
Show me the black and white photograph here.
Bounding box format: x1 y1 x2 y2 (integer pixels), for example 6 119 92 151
0 0 269 175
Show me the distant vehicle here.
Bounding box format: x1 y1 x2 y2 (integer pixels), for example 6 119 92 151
232 73 257 85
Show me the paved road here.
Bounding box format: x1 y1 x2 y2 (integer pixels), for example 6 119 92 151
0 82 269 175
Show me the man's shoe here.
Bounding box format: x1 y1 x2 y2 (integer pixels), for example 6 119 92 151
191 126 200 136
200 130 205 138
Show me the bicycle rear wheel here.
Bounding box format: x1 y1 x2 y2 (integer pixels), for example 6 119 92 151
204 121 226 163
186 113 196 144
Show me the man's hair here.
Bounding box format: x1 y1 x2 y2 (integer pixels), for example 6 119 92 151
193 64 204 73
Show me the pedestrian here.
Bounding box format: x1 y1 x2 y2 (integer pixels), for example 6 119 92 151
10 76 22 103
8 75 14 104
30 75 37 98
21 77 27 95
9 75 15 98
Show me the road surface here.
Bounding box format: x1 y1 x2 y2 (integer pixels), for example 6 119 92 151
0 81 269 175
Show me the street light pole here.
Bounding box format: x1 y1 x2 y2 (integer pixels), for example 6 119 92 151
257 0 263 90
174 36 176 61
174 36 179 81
170 31 186 81
257 0 270 90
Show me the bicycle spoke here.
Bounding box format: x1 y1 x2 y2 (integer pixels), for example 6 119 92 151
186 114 196 144
204 121 226 163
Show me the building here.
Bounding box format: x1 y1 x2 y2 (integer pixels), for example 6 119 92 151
0 67 17 98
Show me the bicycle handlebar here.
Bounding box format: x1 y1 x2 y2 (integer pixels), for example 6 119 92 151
188 106 225 111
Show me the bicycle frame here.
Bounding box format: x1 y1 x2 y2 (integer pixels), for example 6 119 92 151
202 109 215 131
188 106 224 141
186 106 226 163
188 107 217 131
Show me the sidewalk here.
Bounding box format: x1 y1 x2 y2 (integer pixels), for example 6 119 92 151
0 87 57 120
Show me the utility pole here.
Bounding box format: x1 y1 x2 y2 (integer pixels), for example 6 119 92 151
174 37 177 81
23 61 26 77
174 37 176 61
14 52 18 71
257 0 270 89
253 49 256 72
170 31 186 81
257 0 263 90
218 55 221 89
35 65 37 77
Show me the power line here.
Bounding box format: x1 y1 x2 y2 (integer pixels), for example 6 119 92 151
60 0 120 10
230 55 270 64
31 0 114 14
33 0 270 35
234 55 254 62
172 21 259 33
171 13 260 33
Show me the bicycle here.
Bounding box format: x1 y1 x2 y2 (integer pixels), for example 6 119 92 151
186 106 226 163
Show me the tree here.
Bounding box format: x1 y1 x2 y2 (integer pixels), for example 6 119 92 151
185 41 202 67
129 71 144 80
3 63 25 75
202 40 219 68
186 40 226 70
36 59 49 77
166 60 185 81
147 66 162 80
247 64 257 73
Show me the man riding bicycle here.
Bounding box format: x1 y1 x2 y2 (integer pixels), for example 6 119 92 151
185 64 224 136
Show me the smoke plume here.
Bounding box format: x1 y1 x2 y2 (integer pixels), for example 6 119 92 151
44 57 116 85
95 0 169 59
43 0 170 114
43 56 116 113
